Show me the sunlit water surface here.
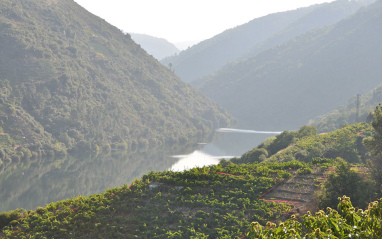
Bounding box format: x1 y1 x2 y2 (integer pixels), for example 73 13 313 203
169 128 281 171
0 128 281 212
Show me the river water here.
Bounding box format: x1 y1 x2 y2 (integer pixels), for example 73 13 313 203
0 128 281 212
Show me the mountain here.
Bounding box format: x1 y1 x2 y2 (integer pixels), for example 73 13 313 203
242 0 375 59
309 84 382 132
130 33 180 60
161 0 373 83
195 0 382 131
0 0 233 163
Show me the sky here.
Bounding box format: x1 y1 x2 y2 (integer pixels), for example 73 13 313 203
74 0 335 44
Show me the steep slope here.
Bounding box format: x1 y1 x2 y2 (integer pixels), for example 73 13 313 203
196 0 382 131
130 33 180 60
0 0 233 162
243 0 375 59
309 84 382 132
161 0 372 83
161 6 315 83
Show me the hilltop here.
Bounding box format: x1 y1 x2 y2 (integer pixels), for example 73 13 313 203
0 0 233 163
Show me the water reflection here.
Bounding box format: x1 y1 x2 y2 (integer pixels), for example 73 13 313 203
0 147 184 212
216 128 282 134
170 150 236 172
169 128 281 171
0 128 281 212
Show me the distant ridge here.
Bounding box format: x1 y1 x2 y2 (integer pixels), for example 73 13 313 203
309 84 382 132
161 0 373 83
130 33 180 60
195 0 382 130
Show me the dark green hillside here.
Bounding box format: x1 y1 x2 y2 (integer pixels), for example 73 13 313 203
196 0 382 131
0 0 233 163
309 84 382 132
130 33 180 60
162 0 372 83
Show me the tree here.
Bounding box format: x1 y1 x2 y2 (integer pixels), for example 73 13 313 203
364 104 382 156
297 125 317 138
364 104 382 190
319 158 376 209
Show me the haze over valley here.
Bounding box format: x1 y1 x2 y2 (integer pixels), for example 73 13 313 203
1 0 382 238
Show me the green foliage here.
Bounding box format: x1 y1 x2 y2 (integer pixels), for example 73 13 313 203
319 158 376 209
297 166 312 175
0 0 233 164
266 123 373 163
267 131 297 156
233 148 268 164
363 104 382 156
0 209 25 229
231 126 318 164
363 104 382 191
234 123 372 165
0 161 304 238
248 196 382 238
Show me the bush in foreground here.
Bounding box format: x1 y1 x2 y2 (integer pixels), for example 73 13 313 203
247 196 382 238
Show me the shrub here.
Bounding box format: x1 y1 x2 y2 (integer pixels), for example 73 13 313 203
297 167 312 175
240 148 268 164
0 210 24 229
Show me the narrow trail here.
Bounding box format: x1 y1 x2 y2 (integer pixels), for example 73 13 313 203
260 166 334 216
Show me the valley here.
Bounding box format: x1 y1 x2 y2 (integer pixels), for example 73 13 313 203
1 0 382 238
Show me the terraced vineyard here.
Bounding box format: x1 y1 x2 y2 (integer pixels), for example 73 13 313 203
0 161 312 238
1 120 382 238
261 165 335 214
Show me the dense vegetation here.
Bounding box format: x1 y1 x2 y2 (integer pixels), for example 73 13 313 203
2 109 382 237
230 123 373 165
195 0 382 131
162 0 372 83
0 161 314 238
248 196 382 238
0 0 233 165
1 0 382 237
130 33 180 60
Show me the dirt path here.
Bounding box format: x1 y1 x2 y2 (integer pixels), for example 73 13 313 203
261 166 334 217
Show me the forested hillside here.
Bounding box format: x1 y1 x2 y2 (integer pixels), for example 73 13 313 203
0 0 233 163
162 0 372 83
130 33 180 60
242 0 375 59
309 84 382 132
196 0 382 131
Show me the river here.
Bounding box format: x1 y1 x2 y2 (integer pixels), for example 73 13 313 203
0 128 281 212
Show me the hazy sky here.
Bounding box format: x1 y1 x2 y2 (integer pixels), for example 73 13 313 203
74 0 335 43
